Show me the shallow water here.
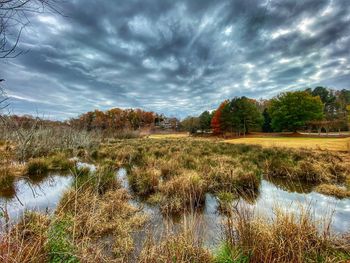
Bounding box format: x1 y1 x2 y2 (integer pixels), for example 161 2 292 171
0 174 72 224
117 169 350 250
0 165 349 239
245 180 350 233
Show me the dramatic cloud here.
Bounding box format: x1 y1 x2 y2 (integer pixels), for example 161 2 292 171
1 0 350 119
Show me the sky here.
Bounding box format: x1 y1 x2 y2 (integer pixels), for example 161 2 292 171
1 0 350 120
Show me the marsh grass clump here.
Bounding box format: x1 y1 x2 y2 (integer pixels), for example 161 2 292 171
222 205 350 263
158 158 182 179
214 242 249 263
129 167 161 196
57 188 147 261
316 184 350 199
264 148 349 184
48 153 75 171
216 192 237 214
102 138 350 204
0 169 15 189
139 218 213 263
206 159 260 196
0 212 50 262
72 164 120 195
23 154 75 178
159 171 207 214
55 164 147 261
94 165 121 194
26 158 49 175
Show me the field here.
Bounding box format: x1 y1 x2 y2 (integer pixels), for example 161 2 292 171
148 133 350 152
225 136 350 152
148 133 189 139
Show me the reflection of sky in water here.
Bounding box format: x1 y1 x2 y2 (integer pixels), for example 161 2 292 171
203 180 350 234
1 168 349 238
0 175 72 223
139 179 350 247
249 180 350 233
115 165 350 250
0 163 96 226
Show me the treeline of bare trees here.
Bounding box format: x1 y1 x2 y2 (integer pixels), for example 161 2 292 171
0 114 101 162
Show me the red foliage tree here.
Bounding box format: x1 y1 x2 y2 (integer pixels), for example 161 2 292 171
211 100 228 134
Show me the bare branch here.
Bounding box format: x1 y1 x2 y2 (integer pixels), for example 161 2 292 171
0 0 62 59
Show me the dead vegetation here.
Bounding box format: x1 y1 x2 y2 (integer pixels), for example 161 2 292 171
222 204 350 263
316 184 350 199
99 138 349 213
0 136 349 262
0 165 148 262
138 214 212 263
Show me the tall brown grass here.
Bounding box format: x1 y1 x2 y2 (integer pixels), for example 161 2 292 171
138 214 212 263
222 204 350 263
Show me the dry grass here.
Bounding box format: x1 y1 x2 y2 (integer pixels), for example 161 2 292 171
55 165 148 261
113 139 263 213
158 170 207 214
148 133 189 139
222 205 350 263
0 165 148 262
0 212 50 263
138 215 213 263
1 136 349 262
101 138 349 203
316 184 350 199
225 137 350 152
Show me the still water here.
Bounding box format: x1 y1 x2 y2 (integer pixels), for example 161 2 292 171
0 165 349 239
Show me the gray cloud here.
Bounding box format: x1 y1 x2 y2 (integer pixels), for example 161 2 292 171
1 0 350 119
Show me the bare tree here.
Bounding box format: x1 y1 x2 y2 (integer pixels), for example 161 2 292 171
0 1 62 112
1 0 61 59
0 79 8 110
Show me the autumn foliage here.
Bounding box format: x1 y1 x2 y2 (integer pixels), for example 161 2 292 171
70 108 156 131
211 100 228 134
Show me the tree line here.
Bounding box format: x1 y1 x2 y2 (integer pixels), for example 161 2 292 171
69 108 156 131
181 87 350 135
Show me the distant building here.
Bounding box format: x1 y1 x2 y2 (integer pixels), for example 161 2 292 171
155 116 179 130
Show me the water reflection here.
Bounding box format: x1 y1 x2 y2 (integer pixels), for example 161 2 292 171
0 174 73 223
0 165 348 243
266 176 315 193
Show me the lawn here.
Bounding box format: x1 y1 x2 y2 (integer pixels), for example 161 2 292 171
148 133 189 139
225 137 350 152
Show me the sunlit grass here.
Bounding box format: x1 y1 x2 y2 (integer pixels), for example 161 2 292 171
225 137 350 152
148 133 189 139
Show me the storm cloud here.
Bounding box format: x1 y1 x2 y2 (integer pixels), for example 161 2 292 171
1 0 350 119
